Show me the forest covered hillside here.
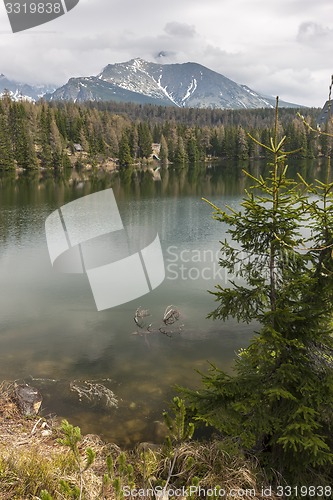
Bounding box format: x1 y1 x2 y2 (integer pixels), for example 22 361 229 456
0 94 323 171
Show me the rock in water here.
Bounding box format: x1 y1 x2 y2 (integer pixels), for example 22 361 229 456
14 384 42 416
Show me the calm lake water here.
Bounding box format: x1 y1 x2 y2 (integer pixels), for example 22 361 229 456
0 160 326 446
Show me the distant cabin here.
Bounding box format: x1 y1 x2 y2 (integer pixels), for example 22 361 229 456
151 143 161 161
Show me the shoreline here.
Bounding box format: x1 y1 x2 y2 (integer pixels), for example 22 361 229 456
0 382 278 499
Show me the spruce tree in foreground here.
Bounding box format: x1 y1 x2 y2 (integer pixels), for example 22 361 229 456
183 99 333 485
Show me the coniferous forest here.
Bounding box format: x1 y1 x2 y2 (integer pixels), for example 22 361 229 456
0 93 326 171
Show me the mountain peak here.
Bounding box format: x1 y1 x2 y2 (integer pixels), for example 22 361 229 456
131 57 147 66
48 59 301 109
0 75 55 102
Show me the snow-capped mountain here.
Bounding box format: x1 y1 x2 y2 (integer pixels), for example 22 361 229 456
98 59 273 108
47 59 299 109
0 74 54 102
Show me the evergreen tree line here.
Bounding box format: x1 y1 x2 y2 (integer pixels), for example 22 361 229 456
0 94 326 170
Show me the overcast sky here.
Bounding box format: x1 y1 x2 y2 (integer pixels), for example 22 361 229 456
0 0 332 107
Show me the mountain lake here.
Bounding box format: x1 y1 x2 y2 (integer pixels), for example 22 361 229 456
0 159 326 446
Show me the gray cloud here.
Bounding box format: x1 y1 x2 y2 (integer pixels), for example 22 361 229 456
164 22 196 38
297 21 333 44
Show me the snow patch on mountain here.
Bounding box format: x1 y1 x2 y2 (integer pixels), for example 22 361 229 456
183 78 197 102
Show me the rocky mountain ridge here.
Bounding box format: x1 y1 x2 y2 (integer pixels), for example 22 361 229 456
1 59 301 109
0 74 54 102
48 58 300 109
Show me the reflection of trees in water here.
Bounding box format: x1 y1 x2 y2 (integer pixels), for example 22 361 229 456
0 159 329 246
1 158 328 199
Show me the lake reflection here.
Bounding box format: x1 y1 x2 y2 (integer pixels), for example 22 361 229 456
0 160 326 445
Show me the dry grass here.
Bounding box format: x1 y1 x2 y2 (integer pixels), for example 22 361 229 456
0 382 277 499
134 440 279 500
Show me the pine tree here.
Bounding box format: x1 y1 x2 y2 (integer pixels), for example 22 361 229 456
236 125 249 159
38 105 52 168
187 135 200 163
182 99 333 485
0 111 14 170
138 122 153 159
9 102 37 169
129 124 139 159
223 127 237 158
175 136 187 165
49 113 64 168
210 127 224 157
160 134 169 164
118 130 133 167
